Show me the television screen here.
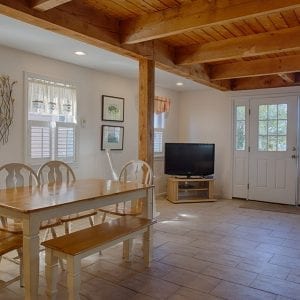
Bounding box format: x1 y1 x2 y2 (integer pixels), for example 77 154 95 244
164 143 215 177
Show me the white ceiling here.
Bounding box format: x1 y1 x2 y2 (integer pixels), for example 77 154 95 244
0 14 209 92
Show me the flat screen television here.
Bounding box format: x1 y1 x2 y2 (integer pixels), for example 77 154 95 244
164 143 215 177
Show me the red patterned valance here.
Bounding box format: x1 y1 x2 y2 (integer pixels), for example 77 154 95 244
154 96 171 114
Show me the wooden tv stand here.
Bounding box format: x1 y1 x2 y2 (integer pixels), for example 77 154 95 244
167 177 215 203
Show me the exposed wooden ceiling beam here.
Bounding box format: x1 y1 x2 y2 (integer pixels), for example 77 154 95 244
0 0 228 91
176 26 300 65
31 0 72 11
231 74 300 90
210 54 300 80
121 0 300 44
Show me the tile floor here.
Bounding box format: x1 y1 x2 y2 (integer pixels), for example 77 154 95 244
1 198 300 299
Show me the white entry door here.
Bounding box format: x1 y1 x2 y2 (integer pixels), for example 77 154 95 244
248 97 298 204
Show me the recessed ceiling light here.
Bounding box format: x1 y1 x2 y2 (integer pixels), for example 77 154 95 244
176 82 183 86
74 51 86 56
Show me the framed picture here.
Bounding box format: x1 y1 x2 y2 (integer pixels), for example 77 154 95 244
101 95 124 122
101 125 124 150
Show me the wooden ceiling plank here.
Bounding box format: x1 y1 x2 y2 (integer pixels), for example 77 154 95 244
243 18 266 33
280 10 300 27
256 15 277 31
231 75 300 90
121 0 300 44
0 0 227 91
31 0 71 11
223 23 244 37
232 19 255 35
269 12 289 30
176 26 300 65
210 54 300 80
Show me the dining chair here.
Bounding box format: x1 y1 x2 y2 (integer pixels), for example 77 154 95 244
98 160 153 222
37 160 96 234
0 231 23 287
0 163 61 234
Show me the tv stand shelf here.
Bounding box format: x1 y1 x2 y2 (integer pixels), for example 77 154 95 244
167 177 215 203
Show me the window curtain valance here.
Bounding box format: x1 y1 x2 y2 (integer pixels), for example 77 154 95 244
154 96 171 114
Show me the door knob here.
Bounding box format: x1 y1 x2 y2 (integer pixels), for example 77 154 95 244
291 154 298 159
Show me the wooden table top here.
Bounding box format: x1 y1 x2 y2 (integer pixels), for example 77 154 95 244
0 179 152 213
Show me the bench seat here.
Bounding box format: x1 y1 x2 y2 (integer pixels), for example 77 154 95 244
41 216 154 300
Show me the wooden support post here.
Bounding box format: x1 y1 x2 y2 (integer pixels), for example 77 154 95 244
138 59 155 168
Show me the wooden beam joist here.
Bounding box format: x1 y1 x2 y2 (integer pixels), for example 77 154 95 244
121 0 300 44
210 54 300 80
176 26 300 65
231 74 300 90
0 0 228 91
278 73 295 83
31 0 72 11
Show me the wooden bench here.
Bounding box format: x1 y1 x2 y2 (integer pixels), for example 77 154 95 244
41 216 154 300
0 231 23 287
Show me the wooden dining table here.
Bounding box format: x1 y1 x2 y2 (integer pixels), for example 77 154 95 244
0 178 154 300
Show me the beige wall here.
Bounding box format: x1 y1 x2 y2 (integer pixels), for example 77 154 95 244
178 89 232 198
154 86 180 195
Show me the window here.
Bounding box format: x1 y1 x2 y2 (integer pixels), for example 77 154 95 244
26 75 77 164
235 105 246 151
154 112 165 155
258 104 287 151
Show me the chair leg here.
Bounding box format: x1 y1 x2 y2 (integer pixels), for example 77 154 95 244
66 255 81 300
88 216 94 227
43 228 50 241
101 212 107 223
16 248 24 287
45 248 59 300
64 222 70 235
50 228 64 271
123 239 133 262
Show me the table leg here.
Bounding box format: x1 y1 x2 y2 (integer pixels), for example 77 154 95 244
23 217 41 300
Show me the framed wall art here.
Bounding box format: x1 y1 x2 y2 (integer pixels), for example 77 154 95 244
101 125 124 150
101 95 124 122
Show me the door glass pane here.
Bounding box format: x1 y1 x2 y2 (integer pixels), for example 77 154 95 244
259 105 268 120
259 121 267 135
258 136 267 151
235 106 246 151
236 106 245 120
268 105 277 119
278 136 287 151
258 104 287 152
278 104 287 119
268 120 277 135
268 136 277 151
278 120 287 135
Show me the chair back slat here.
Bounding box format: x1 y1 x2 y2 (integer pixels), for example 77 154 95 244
38 161 75 185
117 160 153 214
0 163 39 189
119 160 152 185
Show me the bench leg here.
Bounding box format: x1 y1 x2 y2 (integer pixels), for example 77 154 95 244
143 226 153 267
66 255 81 300
123 239 133 262
45 248 58 300
17 248 23 287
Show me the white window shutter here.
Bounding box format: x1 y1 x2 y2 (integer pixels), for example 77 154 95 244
55 122 76 162
154 130 163 153
28 120 51 162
